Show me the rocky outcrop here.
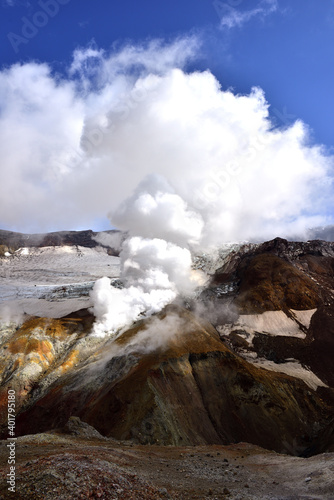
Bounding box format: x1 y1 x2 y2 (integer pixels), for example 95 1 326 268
247 303 334 389
209 238 334 313
234 253 322 313
1 305 333 456
201 238 334 436
1 236 334 459
0 310 95 434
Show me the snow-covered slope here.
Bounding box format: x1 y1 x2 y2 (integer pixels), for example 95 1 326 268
0 245 120 318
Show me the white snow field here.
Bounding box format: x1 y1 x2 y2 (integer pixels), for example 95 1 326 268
0 246 120 318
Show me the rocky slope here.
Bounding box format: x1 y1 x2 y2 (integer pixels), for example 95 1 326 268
0 303 333 457
0 229 122 254
1 234 334 497
1 429 333 499
200 238 334 402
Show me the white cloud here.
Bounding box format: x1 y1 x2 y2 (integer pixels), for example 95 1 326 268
1 35 333 335
215 0 278 30
0 35 332 243
69 37 200 92
111 174 204 247
0 61 84 230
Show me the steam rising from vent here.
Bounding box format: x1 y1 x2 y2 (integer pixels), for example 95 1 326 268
90 237 202 336
91 175 206 336
111 175 204 247
0 302 24 325
92 231 124 252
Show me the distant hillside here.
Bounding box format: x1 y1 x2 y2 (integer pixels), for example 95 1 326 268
0 229 122 254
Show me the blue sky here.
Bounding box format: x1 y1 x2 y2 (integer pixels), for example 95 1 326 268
0 0 333 237
1 0 333 148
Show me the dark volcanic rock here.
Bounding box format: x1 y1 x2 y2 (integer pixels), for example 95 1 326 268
0 228 122 253
235 253 322 313
1 306 333 456
54 416 106 439
249 302 334 390
204 238 334 438
2 435 333 499
210 237 334 314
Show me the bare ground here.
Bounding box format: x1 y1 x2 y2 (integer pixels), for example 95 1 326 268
1 434 333 499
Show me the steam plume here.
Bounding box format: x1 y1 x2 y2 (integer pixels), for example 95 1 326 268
0 37 332 237
1 36 333 335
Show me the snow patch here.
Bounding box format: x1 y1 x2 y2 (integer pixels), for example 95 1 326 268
243 356 328 391
0 245 121 319
289 309 316 329
230 310 309 343
18 247 29 256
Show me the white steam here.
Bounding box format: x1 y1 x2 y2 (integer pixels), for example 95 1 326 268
86 312 191 381
90 237 198 336
0 37 332 237
90 174 206 337
0 301 25 326
120 312 190 355
111 174 204 247
92 231 124 252
1 36 334 335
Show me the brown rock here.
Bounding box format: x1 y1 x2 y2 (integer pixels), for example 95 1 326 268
2 306 332 456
